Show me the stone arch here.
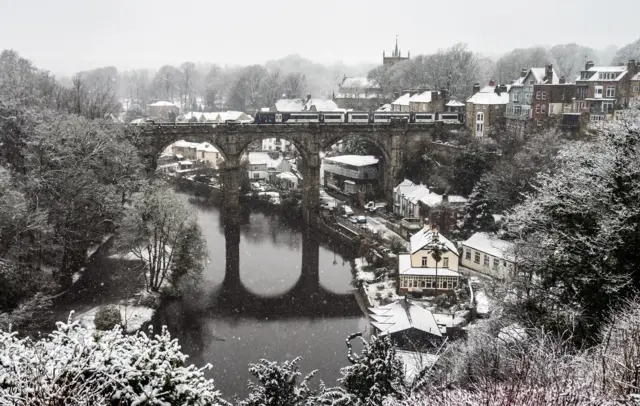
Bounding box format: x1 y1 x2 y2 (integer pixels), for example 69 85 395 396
139 129 232 173
235 132 312 163
319 131 392 164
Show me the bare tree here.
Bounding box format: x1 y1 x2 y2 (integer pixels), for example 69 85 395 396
180 61 198 110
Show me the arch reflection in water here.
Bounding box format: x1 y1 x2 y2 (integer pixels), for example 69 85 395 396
214 222 363 319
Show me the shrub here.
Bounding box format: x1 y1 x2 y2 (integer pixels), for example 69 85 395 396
94 305 122 331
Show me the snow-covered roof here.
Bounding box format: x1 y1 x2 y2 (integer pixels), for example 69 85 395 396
398 254 461 277
196 142 219 153
396 350 438 384
323 155 379 167
307 99 339 111
181 111 252 123
394 179 416 193
276 171 298 181
446 100 465 107
149 101 177 107
447 195 468 204
377 103 392 111
341 76 380 89
173 140 200 148
466 90 509 105
410 226 458 256
369 299 442 337
409 91 437 103
405 185 431 204
178 160 193 165
391 93 412 106
529 67 560 84
578 66 628 82
631 73 640 81
462 232 515 261
247 152 284 168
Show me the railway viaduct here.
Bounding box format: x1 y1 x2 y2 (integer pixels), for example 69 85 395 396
137 121 464 228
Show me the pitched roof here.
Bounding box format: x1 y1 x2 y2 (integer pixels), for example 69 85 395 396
578 66 628 82
369 299 442 337
391 93 412 106
446 100 465 107
196 142 219 152
274 98 339 112
409 91 437 103
377 103 392 111
631 73 640 81
410 226 458 256
247 152 284 168
466 90 509 105
462 232 515 261
394 179 416 193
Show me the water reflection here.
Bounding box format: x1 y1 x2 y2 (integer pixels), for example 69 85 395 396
158 193 368 398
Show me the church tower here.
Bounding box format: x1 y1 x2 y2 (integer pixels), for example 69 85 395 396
383 35 410 66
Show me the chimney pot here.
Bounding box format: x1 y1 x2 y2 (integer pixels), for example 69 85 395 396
585 60 594 71
559 76 566 84
489 79 495 87
472 83 481 95
520 68 528 78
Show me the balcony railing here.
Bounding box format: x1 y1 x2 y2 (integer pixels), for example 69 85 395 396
323 163 377 180
589 114 605 122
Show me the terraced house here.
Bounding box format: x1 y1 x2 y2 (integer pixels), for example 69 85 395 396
573 59 640 122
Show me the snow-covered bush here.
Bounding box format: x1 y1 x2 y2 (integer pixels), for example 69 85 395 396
0 316 223 405
238 357 317 406
93 305 122 331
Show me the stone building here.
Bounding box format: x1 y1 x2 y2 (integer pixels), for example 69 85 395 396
505 65 560 136
531 80 575 123
334 76 383 111
383 36 410 67
323 155 380 195
148 101 179 120
573 59 640 123
465 83 509 137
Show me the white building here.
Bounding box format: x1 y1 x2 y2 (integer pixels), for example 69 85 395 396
461 232 516 279
397 225 461 295
323 155 380 194
369 299 443 347
393 179 467 219
262 137 293 152
164 140 223 169
245 152 292 183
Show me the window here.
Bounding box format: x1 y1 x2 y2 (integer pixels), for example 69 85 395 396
420 280 426 288
421 256 428 267
474 252 480 264
595 87 603 96
606 87 616 98
442 258 449 268
529 80 535 85
465 249 471 260
541 105 547 115
535 91 541 100
576 87 588 99
484 255 490 266
525 93 532 103
253 173 260 179
535 104 541 114
634 86 639 92
513 93 519 102
603 102 613 113
201 151 205 158
493 259 499 270
541 91 547 100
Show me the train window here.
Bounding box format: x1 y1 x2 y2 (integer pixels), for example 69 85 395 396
325 115 341 119
351 114 368 119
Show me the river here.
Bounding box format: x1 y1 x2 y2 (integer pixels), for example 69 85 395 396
154 191 368 399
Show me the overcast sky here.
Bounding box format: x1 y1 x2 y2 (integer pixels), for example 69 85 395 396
1 0 638 75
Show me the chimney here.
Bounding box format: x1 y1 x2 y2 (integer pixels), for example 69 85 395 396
499 84 508 93
394 92 400 99
472 83 481 95
585 60 594 70
442 193 449 202
489 79 495 87
559 76 566 84
545 64 553 83
431 91 439 101
440 88 449 102
306 94 311 102
520 68 528 78
628 59 638 76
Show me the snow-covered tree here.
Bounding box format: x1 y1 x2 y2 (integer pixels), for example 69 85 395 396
458 178 496 239
119 182 204 292
338 333 407 405
0 317 224 405
238 357 318 406
612 37 640 64
504 107 640 342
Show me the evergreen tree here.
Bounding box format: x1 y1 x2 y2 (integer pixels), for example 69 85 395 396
459 178 496 239
238 357 317 406
338 333 406 405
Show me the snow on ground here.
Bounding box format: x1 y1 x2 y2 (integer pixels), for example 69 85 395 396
475 290 491 317
365 280 402 307
498 323 527 343
86 234 113 259
74 298 155 334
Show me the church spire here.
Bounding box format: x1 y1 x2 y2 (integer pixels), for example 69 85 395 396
394 35 399 57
